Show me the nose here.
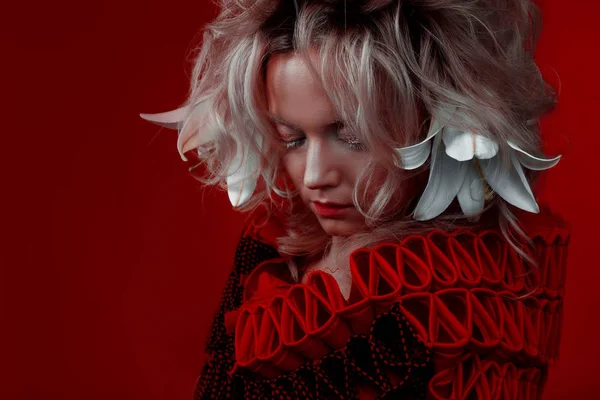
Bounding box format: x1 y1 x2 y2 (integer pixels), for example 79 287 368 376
303 138 341 190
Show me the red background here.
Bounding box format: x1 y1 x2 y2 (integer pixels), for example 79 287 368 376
1 1 598 399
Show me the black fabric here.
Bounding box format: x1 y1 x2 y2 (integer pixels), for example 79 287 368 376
229 303 434 399
193 236 434 399
195 235 281 399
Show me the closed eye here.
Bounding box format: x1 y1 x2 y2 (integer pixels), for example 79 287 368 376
337 127 366 151
282 137 306 149
338 138 366 151
274 118 366 152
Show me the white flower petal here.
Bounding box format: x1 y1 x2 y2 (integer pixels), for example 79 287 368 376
393 140 432 170
480 153 539 213
442 127 475 161
507 141 562 171
456 162 485 217
139 106 188 130
226 137 261 207
474 135 499 159
413 134 468 221
393 117 443 170
443 128 500 162
141 103 218 162
177 102 216 161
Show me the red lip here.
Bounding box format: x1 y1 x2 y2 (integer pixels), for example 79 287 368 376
311 201 353 218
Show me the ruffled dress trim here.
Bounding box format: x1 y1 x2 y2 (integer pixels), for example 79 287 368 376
229 302 433 399
428 352 548 399
226 224 569 399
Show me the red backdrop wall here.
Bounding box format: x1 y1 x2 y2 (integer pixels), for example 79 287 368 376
2 1 598 399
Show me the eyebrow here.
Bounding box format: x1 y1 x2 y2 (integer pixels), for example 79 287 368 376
267 113 343 132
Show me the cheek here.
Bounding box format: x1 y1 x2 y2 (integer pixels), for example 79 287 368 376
361 169 383 201
281 153 305 191
342 154 371 186
354 165 393 209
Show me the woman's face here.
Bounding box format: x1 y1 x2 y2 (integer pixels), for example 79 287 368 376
265 51 371 237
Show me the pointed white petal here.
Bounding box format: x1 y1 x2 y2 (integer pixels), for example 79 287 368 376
456 162 485 217
176 102 217 161
226 137 261 207
507 141 562 171
394 117 443 170
442 127 476 161
139 106 188 130
480 153 539 213
393 140 432 170
176 129 205 162
413 134 468 221
474 135 499 159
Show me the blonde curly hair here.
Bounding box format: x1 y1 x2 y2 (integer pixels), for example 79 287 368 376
175 0 557 275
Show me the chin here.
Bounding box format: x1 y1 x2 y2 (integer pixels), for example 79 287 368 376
317 218 364 237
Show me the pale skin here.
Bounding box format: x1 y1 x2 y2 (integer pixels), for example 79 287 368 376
265 50 371 287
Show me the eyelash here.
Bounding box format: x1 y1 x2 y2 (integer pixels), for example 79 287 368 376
282 138 305 149
281 135 366 151
340 139 366 151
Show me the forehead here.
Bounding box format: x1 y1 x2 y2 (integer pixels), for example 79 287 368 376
265 51 338 129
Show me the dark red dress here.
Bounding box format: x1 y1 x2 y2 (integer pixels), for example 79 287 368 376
194 208 570 399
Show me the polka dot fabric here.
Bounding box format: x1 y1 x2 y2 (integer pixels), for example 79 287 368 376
229 303 433 399
193 229 434 399
194 211 569 399
194 234 280 399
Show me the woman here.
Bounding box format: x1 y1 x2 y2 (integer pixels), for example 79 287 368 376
141 0 569 398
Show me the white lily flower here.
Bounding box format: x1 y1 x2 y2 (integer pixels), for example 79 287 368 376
140 106 260 208
394 112 561 221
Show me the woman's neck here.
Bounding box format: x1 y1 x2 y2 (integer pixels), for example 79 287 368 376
330 236 345 255
300 236 353 299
